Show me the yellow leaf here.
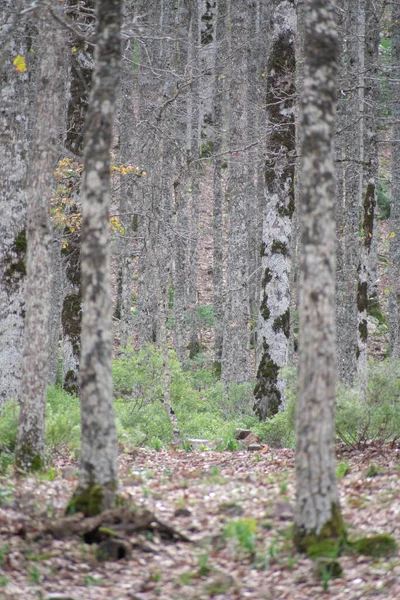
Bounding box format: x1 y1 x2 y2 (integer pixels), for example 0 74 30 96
384 288 389 294
13 55 27 72
72 46 77 53
389 231 396 238
141 171 147 177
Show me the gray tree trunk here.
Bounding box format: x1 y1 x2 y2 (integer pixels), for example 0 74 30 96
336 0 362 385
212 0 227 372
0 3 29 406
254 0 296 420
61 0 95 394
389 2 400 358
115 5 137 349
69 0 121 516
221 0 250 386
15 8 63 470
356 0 379 390
294 0 345 550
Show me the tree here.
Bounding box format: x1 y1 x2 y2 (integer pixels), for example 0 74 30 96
221 0 250 386
254 0 296 420
294 0 345 550
389 1 400 358
68 0 122 515
0 2 29 406
15 6 64 470
61 0 95 394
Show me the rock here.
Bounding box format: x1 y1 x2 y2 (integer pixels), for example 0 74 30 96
241 432 260 448
187 438 214 450
235 428 253 440
247 443 263 451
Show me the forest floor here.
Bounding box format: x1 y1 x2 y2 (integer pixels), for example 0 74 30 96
1 443 400 600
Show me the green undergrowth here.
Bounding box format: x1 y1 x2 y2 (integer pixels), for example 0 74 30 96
1 352 400 460
253 359 400 449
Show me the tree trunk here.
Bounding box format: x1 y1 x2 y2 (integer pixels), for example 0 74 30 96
68 0 122 516
356 0 379 391
254 0 296 420
0 2 29 406
389 3 400 358
221 0 250 386
15 8 64 470
336 0 362 385
212 0 227 372
61 0 95 394
294 0 345 550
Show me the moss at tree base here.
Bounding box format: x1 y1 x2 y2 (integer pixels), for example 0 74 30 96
293 504 346 554
15 449 44 472
66 481 118 517
350 534 397 557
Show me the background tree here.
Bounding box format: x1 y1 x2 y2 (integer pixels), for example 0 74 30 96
68 0 122 515
389 2 400 358
15 5 64 470
294 0 345 550
254 0 296 420
0 1 29 406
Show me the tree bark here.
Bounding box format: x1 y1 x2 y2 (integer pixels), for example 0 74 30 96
389 2 400 358
68 0 122 516
0 1 29 406
15 6 64 470
221 0 250 386
254 0 296 420
294 0 345 550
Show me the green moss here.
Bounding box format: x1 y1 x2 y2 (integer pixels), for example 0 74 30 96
260 241 267 257
132 214 138 232
66 482 116 517
261 268 273 288
293 503 346 554
62 292 82 356
357 280 368 313
350 534 397 557
4 230 27 290
358 319 368 342
63 369 79 395
273 309 290 339
260 293 270 320
271 240 289 256
306 538 341 559
15 448 43 472
362 182 375 250
254 342 281 419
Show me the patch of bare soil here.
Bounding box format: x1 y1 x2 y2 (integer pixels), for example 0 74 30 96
1 445 400 600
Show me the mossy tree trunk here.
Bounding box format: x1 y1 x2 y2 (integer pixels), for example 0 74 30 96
0 2 30 406
61 0 95 394
389 3 400 358
356 0 379 392
253 0 296 420
15 7 64 470
221 0 250 386
294 0 345 551
69 0 122 516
